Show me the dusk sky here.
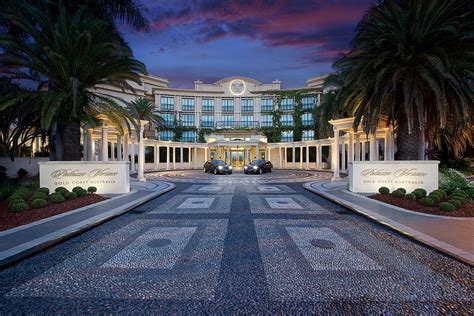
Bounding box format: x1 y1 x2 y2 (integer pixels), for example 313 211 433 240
120 0 374 89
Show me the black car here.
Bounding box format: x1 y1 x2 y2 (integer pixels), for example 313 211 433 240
244 160 273 174
203 160 233 175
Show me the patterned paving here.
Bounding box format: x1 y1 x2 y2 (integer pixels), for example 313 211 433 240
146 169 332 184
0 182 471 313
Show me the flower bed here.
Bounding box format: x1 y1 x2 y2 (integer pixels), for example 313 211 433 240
370 194 474 217
0 193 107 231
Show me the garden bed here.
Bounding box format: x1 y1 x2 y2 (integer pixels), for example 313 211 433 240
370 194 474 217
0 194 108 231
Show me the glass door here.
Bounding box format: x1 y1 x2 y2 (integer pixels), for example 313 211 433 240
231 151 244 167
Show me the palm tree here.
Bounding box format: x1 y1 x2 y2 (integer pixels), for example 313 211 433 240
126 97 164 139
0 4 147 160
335 0 473 160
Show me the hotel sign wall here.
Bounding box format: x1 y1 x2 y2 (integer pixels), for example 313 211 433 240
349 161 439 193
39 161 130 194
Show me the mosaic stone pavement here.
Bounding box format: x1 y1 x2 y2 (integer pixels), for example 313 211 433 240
147 169 332 184
0 181 472 314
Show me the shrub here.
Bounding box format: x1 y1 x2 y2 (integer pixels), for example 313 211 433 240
8 198 25 209
72 186 83 194
76 188 87 197
51 194 65 203
7 194 24 203
0 165 7 180
87 186 97 194
396 188 406 194
378 187 390 194
15 189 30 199
38 187 50 195
17 168 28 179
419 197 434 207
0 181 18 200
32 192 48 200
428 194 441 204
55 187 69 196
391 190 404 198
10 202 29 213
450 194 466 202
31 198 47 208
65 192 77 200
412 190 424 199
414 188 427 197
434 189 447 198
448 199 461 209
405 193 417 200
440 202 455 212
452 189 467 198
439 168 471 195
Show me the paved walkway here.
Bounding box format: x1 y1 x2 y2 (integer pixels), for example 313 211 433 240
305 180 474 265
0 180 174 267
0 177 471 313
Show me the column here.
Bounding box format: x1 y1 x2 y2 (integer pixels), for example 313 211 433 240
123 133 129 164
279 147 282 168
180 146 184 169
331 129 340 180
348 132 354 165
117 135 123 161
204 147 208 162
256 143 259 160
361 140 366 161
82 129 88 161
188 147 192 168
173 147 176 169
369 133 377 161
111 142 115 160
305 145 309 169
154 145 159 170
268 147 271 161
317 145 322 169
341 141 346 172
284 147 287 167
137 125 146 182
245 147 250 163
354 133 361 161
299 146 303 169
87 128 94 161
384 128 390 161
166 146 170 170
376 138 380 160
217 145 220 159
130 140 135 171
194 145 198 168
389 125 395 160
292 146 296 167
226 146 230 164
101 126 108 161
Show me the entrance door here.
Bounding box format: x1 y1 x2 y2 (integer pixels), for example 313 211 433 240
231 151 244 167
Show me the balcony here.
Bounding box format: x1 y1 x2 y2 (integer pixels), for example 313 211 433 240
215 121 260 129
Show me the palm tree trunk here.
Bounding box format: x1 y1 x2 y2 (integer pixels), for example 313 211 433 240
61 120 82 161
396 115 425 160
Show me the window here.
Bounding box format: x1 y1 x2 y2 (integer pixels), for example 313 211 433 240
302 130 315 140
202 98 215 112
181 97 195 111
160 96 174 111
241 115 254 127
280 98 294 111
181 131 196 142
301 113 314 126
302 96 316 110
201 115 215 128
160 130 174 141
162 113 175 127
281 131 293 142
261 98 273 112
241 98 254 112
280 114 293 127
260 114 272 127
181 114 195 127
221 115 234 128
222 98 234 112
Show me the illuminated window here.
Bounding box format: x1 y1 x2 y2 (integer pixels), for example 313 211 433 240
280 98 294 111
181 98 195 111
281 130 293 142
181 114 195 127
302 96 316 110
222 98 234 112
241 115 255 127
160 96 174 110
302 130 315 140
260 114 272 127
202 98 215 112
221 115 234 127
280 114 293 127
181 131 196 142
261 98 273 112
201 115 215 128
302 113 314 126
162 113 175 127
241 98 254 112
160 130 174 141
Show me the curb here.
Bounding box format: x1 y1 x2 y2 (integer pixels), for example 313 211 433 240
0 182 175 268
303 182 473 267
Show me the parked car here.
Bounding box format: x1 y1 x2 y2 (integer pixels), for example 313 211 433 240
244 160 273 174
203 160 233 175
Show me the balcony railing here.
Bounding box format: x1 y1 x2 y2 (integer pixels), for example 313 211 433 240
199 121 260 129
